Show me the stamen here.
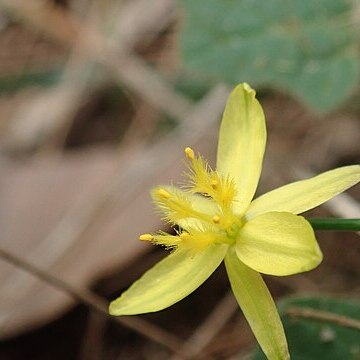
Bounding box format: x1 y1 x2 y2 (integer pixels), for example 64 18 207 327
210 179 218 190
139 233 153 241
212 215 220 224
153 187 211 224
157 188 171 199
180 232 191 241
147 232 181 249
185 147 195 160
178 228 224 251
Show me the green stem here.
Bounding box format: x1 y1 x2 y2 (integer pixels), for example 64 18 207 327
307 218 360 231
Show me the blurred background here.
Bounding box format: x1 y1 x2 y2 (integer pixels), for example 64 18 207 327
0 0 359 359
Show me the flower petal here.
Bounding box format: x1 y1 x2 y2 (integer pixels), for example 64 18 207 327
247 165 360 219
225 247 289 360
109 244 227 315
217 83 266 216
236 212 322 276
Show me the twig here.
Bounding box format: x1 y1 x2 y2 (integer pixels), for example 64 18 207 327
0 0 193 120
0 246 188 358
4 0 177 153
114 0 176 49
171 291 238 360
286 306 360 331
80 310 106 360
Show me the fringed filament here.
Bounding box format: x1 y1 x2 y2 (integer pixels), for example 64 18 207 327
184 148 237 210
151 186 212 225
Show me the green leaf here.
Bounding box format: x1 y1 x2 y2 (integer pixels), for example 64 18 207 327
252 296 360 360
174 73 212 101
0 69 62 94
225 247 289 360
180 0 360 112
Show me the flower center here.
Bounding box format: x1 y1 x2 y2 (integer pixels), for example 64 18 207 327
139 147 243 252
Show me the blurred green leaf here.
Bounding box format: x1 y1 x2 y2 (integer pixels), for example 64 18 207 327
174 73 212 101
252 296 360 360
180 0 360 112
0 69 62 94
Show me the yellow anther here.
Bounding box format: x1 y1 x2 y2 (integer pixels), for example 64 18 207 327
180 232 191 240
210 179 219 190
212 215 221 224
184 147 195 160
157 188 171 199
139 233 153 241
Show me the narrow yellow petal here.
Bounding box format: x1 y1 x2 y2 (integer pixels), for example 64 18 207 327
225 248 290 360
247 165 360 219
217 83 266 216
236 212 322 276
109 244 227 315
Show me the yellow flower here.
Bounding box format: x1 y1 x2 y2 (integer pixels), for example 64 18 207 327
109 84 360 359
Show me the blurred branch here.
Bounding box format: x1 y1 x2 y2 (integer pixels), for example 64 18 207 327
114 0 177 48
286 306 360 331
2 0 181 152
0 245 187 357
171 291 238 360
0 0 78 44
0 0 192 120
